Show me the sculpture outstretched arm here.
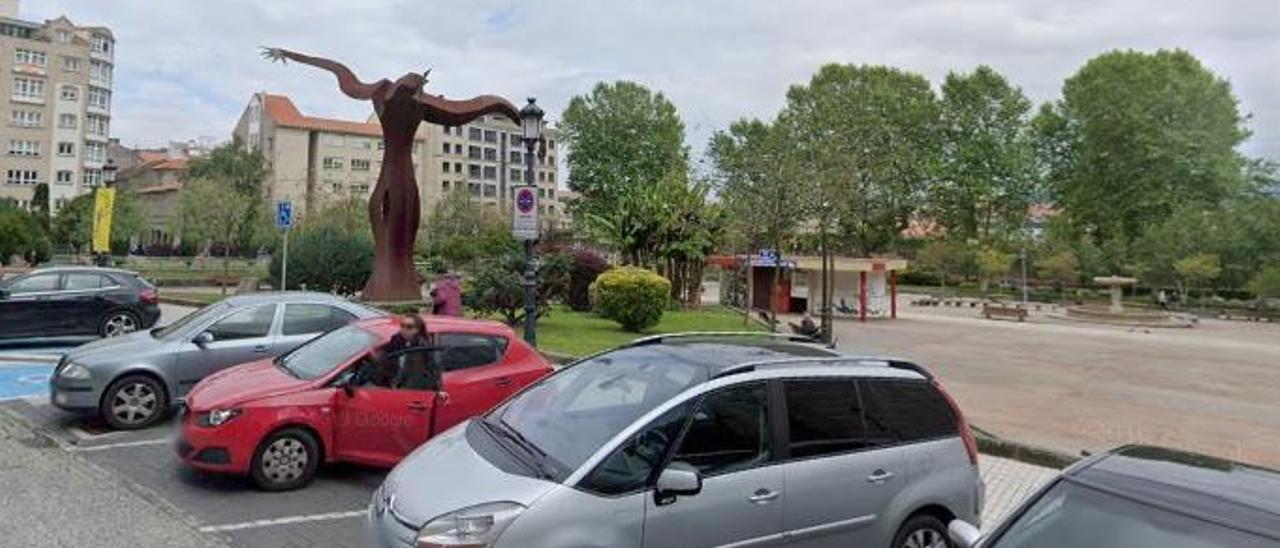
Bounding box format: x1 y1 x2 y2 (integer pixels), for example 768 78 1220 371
419 94 521 127
261 47 384 100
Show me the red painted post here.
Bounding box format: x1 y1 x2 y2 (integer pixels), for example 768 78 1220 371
890 270 898 319
859 271 868 322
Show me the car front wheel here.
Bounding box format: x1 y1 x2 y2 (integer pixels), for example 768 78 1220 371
251 428 320 491
892 514 951 548
102 374 168 430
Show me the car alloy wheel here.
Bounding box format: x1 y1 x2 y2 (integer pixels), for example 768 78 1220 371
252 428 320 491
902 528 947 548
261 438 309 484
110 381 158 426
102 312 139 337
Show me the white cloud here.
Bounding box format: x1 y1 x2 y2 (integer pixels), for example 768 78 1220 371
25 0 1280 160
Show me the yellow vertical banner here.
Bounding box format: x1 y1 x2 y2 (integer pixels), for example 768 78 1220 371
91 187 116 253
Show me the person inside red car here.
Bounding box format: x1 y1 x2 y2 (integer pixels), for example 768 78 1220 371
362 315 433 388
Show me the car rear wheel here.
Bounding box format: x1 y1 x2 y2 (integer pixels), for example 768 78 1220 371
100 310 140 337
251 428 320 491
102 375 168 430
892 514 951 548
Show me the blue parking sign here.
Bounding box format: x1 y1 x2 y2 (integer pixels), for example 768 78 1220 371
276 201 293 229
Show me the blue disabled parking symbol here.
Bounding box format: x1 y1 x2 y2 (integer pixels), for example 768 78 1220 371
0 364 53 401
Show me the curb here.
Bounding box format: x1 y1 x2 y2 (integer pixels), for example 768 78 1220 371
159 296 213 307
974 428 1078 469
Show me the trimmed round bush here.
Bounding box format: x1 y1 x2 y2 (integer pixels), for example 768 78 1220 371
568 249 609 311
591 267 671 332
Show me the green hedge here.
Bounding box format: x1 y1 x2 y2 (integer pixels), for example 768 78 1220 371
591 267 671 332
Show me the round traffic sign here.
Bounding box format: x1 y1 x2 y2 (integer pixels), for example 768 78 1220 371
516 187 536 213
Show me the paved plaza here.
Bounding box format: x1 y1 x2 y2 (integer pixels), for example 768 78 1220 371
823 299 1280 468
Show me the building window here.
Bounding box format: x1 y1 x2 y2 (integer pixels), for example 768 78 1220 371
484 148 497 161
509 133 521 145
84 142 106 163
6 170 39 185
483 184 497 197
57 142 74 156
483 130 497 143
468 127 482 141
86 115 109 137
329 182 344 192
441 181 451 191
468 164 482 179
89 60 112 85
322 134 345 147
82 169 103 187
468 182 481 196
510 169 521 181
441 142 450 154
351 159 371 171
323 157 344 170
11 110 42 127
60 86 79 101
509 151 522 163
59 114 77 129
483 166 497 180
55 170 74 185
91 35 112 55
350 183 370 193
88 87 110 109
12 78 44 101
55 30 72 43
454 162 462 173
468 146 481 159
8 140 41 157
441 162 451 173
15 49 47 67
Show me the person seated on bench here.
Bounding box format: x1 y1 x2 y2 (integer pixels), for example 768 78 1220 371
789 312 821 338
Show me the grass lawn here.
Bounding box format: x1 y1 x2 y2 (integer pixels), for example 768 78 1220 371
159 289 227 305
534 304 764 357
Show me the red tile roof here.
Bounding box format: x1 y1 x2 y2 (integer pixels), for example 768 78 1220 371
262 94 416 140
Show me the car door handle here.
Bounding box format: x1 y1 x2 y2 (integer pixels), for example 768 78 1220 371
494 377 512 387
407 402 429 412
252 344 269 353
747 489 779 504
866 469 896 484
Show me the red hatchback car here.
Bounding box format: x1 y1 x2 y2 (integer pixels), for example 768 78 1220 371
176 315 552 490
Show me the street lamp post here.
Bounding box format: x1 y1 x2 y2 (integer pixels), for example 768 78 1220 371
1020 246 1029 305
96 159 118 267
519 98 544 346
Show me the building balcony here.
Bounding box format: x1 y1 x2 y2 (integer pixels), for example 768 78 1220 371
86 104 110 117
12 64 47 77
90 49 113 63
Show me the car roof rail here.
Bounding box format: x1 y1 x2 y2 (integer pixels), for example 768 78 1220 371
625 331 821 348
712 356 935 380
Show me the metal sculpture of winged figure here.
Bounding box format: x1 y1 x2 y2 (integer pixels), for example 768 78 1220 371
262 47 522 301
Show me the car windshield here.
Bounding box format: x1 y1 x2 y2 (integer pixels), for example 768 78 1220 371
990 480 1280 548
152 302 228 340
490 347 705 475
277 324 376 380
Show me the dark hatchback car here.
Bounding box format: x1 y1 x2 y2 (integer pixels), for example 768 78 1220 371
0 267 160 339
950 444 1280 548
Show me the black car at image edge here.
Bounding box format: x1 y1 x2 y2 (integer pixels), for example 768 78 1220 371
0 267 161 339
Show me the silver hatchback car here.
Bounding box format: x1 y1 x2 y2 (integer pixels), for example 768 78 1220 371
50 292 382 429
370 333 983 548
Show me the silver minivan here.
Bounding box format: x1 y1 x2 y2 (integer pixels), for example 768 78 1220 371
370 333 983 548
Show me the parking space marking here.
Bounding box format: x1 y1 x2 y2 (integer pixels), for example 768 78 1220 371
197 509 368 533
70 438 171 452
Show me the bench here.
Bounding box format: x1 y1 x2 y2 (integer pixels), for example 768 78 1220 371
982 303 1028 322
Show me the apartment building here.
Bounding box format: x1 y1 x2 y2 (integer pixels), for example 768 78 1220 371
233 92 564 229
1 0 114 213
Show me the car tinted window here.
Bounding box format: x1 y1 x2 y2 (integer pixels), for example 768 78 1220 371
205 304 275 341
989 480 1276 548
492 347 705 474
784 379 879 459
581 400 694 495
9 273 59 293
672 382 772 477
861 379 957 443
438 333 508 372
281 304 355 335
63 273 105 290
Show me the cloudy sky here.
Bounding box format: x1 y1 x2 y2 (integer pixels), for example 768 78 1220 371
26 0 1280 162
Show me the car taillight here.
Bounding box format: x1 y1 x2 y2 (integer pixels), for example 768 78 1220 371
933 378 978 466
140 288 158 303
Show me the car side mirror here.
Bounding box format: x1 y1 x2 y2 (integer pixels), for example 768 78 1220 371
655 462 702 504
193 331 214 347
334 369 357 396
948 520 982 548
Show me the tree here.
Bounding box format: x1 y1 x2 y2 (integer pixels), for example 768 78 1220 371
185 140 269 252
468 253 565 326
915 240 969 289
178 178 257 295
560 81 688 264
0 200 50 265
1036 49 1249 243
936 66 1037 245
780 63 941 256
1173 253 1221 306
51 191 145 254
1248 266 1280 305
975 247 1014 293
30 183 50 231
1037 250 1081 294
268 223 373 296
422 189 518 270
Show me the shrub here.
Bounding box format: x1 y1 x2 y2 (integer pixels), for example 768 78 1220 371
568 249 610 311
269 225 373 296
467 253 564 326
591 267 671 332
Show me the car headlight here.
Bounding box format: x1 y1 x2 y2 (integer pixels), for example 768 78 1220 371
196 409 242 427
58 363 92 380
416 502 525 547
